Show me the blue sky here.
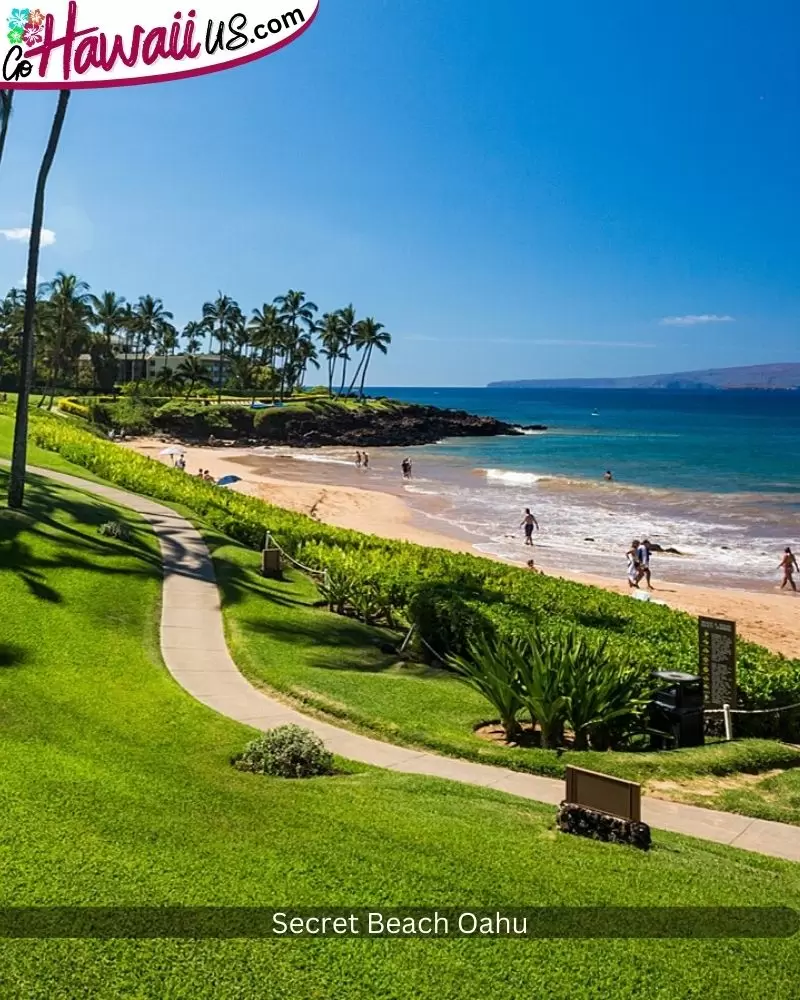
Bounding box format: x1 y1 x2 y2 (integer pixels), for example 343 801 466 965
2 0 799 386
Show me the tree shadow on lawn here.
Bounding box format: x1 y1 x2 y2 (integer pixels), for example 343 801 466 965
0 480 162 604
0 643 28 668
237 615 412 675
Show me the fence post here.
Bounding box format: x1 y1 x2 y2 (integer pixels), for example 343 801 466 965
264 531 272 551
399 625 415 654
722 704 733 742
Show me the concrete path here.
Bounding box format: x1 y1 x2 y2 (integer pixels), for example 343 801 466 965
15 462 800 864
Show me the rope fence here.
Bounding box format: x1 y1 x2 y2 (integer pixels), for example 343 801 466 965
263 532 329 589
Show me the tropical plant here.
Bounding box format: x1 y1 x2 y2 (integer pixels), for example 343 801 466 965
448 633 524 740
131 295 173 385
515 630 569 750
335 304 357 397
175 356 213 398
319 312 346 396
202 293 241 402
90 290 127 347
36 271 93 407
182 320 205 356
348 318 392 398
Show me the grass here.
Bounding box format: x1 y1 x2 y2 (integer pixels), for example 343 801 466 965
213 532 800 793
3 473 800 998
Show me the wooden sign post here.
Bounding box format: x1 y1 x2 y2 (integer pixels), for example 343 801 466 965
698 616 737 708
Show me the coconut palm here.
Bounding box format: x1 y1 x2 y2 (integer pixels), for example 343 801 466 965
292 334 320 391
335 304 357 397
348 318 392 398
202 293 241 402
37 271 93 407
182 320 204 356
89 290 127 350
319 312 347 396
132 295 173 384
176 355 213 398
9 89 71 510
274 289 317 399
0 90 14 169
0 287 23 384
248 304 283 402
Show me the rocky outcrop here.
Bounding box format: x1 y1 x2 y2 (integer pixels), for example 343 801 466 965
151 400 546 448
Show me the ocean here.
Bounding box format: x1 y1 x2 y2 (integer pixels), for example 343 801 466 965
274 388 800 590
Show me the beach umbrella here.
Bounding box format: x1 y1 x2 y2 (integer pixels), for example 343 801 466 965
160 447 185 457
216 475 242 488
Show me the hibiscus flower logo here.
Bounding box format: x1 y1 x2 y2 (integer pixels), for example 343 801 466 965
27 7 43 25
7 7 30 31
22 19 40 45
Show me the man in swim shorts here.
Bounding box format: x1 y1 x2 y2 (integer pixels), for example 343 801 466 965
521 509 539 546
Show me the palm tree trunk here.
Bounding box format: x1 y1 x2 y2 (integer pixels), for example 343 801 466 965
0 90 14 168
217 328 224 403
359 345 373 398
8 91 71 511
347 352 366 397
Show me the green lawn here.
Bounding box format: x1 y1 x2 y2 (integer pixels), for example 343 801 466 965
215 534 800 789
3 472 800 998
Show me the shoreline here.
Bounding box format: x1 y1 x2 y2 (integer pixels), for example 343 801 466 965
125 438 800 658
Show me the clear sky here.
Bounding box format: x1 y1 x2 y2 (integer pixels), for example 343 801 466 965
2 0 799 386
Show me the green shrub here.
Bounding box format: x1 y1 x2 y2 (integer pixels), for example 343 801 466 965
409 582 495 659
57 397 90 419
234 725 334 778
110 397 154 435
98 520 133 542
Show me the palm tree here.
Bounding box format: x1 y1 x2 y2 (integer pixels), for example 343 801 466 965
155 321 179 373
0 90 14 168
89 291 127 386
292 334 320 392
37 271 93 407
153 366 184 397
132 295 173 384
9 89 71 510
176 355 213 398
319 312 346 396
0 287 23 385
202 293 241 402
274 289 317 400
349 318 392 398
335 304 357 397
249 304 283 399
182 320 204 356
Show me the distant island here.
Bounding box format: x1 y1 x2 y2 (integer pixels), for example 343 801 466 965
488 362 800 391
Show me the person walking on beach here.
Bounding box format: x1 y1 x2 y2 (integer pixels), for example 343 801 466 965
355 451 362 468
402 458 412 480
626 539 642 589
637 538 652 590
521 508 539 546
779 546 799 592
362 452 370 470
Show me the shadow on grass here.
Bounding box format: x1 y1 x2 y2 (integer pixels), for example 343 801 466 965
0 643 28 668
0 472 162 603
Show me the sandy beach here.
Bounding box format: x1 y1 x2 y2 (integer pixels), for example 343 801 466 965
127 439 800 659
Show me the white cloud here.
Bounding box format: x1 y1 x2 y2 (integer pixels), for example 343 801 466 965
659 314 735 327
0 227 57 247
405 335 654 348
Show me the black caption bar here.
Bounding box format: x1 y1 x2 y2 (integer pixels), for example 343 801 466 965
0 908 796 939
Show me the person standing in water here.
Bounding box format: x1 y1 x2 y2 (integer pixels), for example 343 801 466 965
520 508 539 546
363 452 370 470
355 451 362 468
779 547 799 592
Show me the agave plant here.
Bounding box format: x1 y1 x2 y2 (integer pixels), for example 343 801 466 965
516 629 568 750
448 633 524 740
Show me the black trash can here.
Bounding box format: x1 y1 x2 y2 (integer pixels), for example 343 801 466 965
649 671 705 749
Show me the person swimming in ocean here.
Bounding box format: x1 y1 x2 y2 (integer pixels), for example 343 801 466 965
779 546 799 592
521 509 539 546
604 470 613 481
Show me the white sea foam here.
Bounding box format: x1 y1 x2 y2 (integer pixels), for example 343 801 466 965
484 468 546 486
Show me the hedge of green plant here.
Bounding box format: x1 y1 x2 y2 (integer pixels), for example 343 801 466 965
30 414 800 737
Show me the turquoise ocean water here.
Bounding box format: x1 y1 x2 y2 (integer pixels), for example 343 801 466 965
272 388 800 589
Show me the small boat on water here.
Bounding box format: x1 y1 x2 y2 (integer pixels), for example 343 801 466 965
591 410 600 417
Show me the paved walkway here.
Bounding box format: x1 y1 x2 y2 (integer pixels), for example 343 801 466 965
16 463 800 863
